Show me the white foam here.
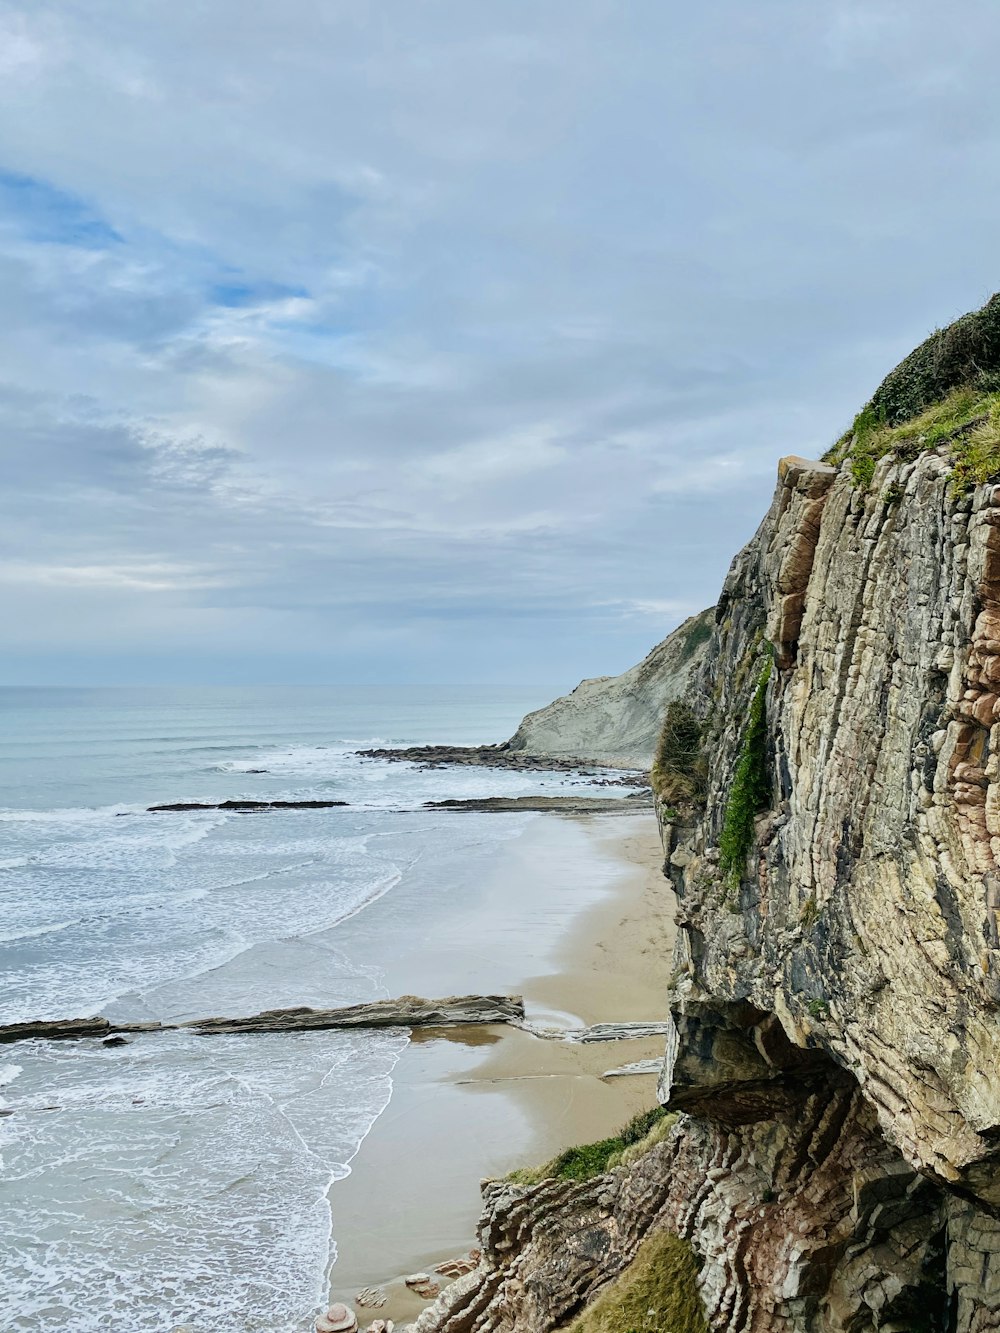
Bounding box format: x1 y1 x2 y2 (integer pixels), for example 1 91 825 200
0 1029 407 1331
0 1061 22 1112
0 920 77 945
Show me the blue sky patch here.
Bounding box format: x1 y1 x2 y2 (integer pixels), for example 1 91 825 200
208 280 309 308
0 170 123 248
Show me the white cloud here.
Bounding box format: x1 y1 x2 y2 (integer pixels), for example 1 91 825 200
1 0 999 681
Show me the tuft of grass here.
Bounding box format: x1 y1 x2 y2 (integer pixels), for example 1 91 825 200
651 701 707 807
506 1106 674 1187
718 657 772 883
800 896 820 929
565 1230 708 1333
831 385 1000 492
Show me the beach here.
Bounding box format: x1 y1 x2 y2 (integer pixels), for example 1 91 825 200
324 812 673 1325
0 687 670 1332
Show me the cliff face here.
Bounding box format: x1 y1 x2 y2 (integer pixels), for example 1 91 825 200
659 445 1000 1329
416 303 1000 1332
505 609 713 768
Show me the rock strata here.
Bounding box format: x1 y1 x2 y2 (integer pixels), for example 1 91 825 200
184 994 525 1035
626 445 1000 1325
0 995 525 1044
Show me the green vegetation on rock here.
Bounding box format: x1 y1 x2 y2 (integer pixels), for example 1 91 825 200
507 1106 674 1186
565 1230 708 1333
679 610 713 662
651 701 706 807
824 296 1000 490
834 385 1000 491
719 657 772 883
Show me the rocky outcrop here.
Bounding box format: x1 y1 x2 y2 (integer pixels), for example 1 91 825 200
409 1133 690 1333
356 745 611 773
0 995 525 1044
504 609 714 768
412 1088 952 1333
356 614 713 776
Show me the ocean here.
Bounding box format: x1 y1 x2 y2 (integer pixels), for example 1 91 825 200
0 686 626 1332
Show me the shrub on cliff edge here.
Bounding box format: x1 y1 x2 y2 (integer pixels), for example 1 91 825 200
651 701 706 806
827 294 1000 489
869 292 1000 426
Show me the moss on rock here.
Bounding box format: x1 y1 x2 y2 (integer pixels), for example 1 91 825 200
565 1230 708 1333
719 656 772 882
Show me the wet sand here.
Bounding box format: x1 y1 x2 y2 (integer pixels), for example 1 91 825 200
324 813 673 1325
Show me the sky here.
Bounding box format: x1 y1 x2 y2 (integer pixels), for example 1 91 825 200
2 1 999 687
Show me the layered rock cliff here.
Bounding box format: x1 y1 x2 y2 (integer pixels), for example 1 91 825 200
415 298 1000 1332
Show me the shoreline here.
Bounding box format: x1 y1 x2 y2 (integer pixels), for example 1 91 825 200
323 812 671 1326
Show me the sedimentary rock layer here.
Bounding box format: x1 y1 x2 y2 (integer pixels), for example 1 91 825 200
0 995 525 1044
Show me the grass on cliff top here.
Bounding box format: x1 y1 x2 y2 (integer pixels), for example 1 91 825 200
565 1230 708 1333
822 294 1000 489
829 384 1000 490
506 1106 675 1187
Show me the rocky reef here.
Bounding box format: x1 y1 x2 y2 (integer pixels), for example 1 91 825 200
413 297 1000 1332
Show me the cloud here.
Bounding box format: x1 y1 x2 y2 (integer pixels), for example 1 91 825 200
1 1 999 683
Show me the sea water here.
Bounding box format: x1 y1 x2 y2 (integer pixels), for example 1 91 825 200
0 686 625 1331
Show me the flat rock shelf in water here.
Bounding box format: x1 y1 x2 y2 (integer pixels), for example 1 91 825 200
423 795 653 814
0 994 526 1044
146 798 351 812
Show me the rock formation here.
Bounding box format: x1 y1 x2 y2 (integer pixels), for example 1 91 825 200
413 297 1000 1331
357 609 712 774
0 995 525 1044
504 609 713 768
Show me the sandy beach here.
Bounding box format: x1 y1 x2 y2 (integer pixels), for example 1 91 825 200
325 811 673 1324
